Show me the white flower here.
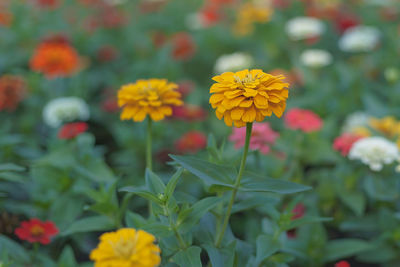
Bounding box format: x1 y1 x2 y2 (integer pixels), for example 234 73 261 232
285 17 324 41
43 97 90 128
349 137 400 171
214 52 254 74
341 112 370 134
300 49 332 68
339 26 380 52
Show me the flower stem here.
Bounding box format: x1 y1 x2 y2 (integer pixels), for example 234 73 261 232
164 205 186 249
146 118 153 171
215 122 253 247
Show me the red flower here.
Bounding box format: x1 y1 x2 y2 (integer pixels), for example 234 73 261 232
15 218 58 245
284 108 323 133
0 10 13 27
200 4 222 26
0 75 26 111
97 45 118 62
175 131 207 154
172 105 207 121
58 122 88 139
333 133 363 156
177 80 195 99
151 31 168 48
287 203 306 239
171 32 196 61
335 13 359 34
335 261 351 267
35 0 60 8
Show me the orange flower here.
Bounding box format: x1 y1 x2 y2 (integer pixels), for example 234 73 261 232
0 10 13 27
0 75 26 111
30 38 81 79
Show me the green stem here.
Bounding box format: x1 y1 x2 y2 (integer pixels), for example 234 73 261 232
146 118 153 171
32 242 40 264
164 206 186 249
215 122 253 247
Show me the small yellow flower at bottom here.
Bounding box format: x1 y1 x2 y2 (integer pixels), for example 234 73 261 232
90 228 161 267
118 79 183 122
209 69 289 128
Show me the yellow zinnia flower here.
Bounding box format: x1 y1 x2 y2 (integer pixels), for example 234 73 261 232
209 69 289 127
90 228 161 267
369 116 400 138
118 79 183 122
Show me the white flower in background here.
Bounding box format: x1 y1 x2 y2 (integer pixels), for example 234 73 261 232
300 49 332 68
214 52 254 74
341 112 371 134
285 17 324 41
349 137 400 171
339 26 380 52
43 97 90 128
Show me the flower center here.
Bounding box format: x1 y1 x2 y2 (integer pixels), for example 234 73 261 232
30 225 45 236
112 237 136 260
234 73 258 84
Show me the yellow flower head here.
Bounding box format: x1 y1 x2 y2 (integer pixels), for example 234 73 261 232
90 228 161 267
369 116 400 138
234 2 272 35
118 79 183 122
209 69 289 127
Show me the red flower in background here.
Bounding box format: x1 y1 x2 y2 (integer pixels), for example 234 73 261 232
335 261 351 267
97 45 118 62
0 75 26 111
101 89 119 113
30 37 82 79
0 10 13 27
199 4 222 26
15 218 58 245
287 203 306 238
272 0 291 9
333 133 363 156
177 80 195 99
151 31 168 48
335 12 360 34
175 131 207 154
35 0 60 8
139 0 167 13
172 105 207 121
58 122 88 139
171 32 196 61
284 108 323 133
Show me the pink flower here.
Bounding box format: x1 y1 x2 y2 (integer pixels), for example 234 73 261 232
229 123 279 155
284 108 323 133
286 203 306 239
333 133 363 156
175 131 207 154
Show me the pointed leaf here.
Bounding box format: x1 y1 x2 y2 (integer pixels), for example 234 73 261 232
172 246 202 267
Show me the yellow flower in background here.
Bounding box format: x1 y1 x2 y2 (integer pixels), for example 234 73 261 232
90 228 161 267
351 126 371 137
209 69 289 127
118 79 183 122
234 2 273 36
369 116 400 137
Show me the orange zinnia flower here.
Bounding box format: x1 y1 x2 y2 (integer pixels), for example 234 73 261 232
30 38 81 79
0 75 26 111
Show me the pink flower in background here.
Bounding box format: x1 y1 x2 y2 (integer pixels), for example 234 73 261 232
172 105 207 121
229 123 279 155
333 133 363 156
286 203 306 238
284 108 323 133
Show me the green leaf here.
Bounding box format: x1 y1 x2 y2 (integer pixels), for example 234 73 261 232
146 169 166 195
178 197 224 232
255 234 280 265
62 216 115 236
338 191 366 216
172 246 202 267
125 211 147 228
364 175 398 201
119 186 163 205
165 168 184 200
232 196 279 214
0 235 29 263
170 155 235 190
240 172 311 194
203 243 236 267
0 163 25 172
323 239 373 262
284 216 332 231
0 172 25 182
58 246 77 267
